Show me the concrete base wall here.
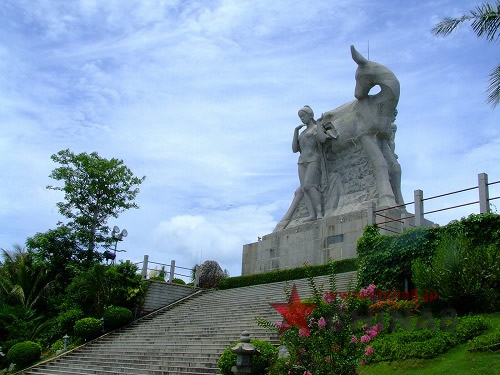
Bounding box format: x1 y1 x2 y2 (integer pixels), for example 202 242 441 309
141 281 196 314
242 208 408 275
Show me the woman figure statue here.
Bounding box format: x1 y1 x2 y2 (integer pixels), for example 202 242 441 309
293 105 327 221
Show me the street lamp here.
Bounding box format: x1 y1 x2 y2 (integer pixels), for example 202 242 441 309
104 226 128 264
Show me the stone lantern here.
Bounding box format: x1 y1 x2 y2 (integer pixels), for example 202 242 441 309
231 331 259 374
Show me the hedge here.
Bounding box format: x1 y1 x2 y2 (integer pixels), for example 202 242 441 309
217 258 358 290
6 341 41 368
357 213 500 291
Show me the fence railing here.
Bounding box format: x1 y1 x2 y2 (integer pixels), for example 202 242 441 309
367 172 498 234
133 255 200 287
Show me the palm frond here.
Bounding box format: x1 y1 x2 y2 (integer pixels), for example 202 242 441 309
470 2 500 41
487 64 500 107
432 15 471 36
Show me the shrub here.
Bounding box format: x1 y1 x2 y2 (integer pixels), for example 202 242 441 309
74 318 102 341
103 306 133 331
198 260 226 288
467 328 500 351
50 339 64 353
367 314 489 363
172 278 186 285
217 339 278 375
357 213 500 295
6 341 41 368
218 258 357 290
58 308 84 334
412 233 499 313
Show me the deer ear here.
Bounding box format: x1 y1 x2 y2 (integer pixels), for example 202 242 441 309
351 45 368 66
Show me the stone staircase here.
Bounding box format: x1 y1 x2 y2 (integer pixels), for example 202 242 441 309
22 272 356 375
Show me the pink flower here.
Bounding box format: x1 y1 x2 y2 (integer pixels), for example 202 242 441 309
360 335 371 344
323 292 334 304
318 317 326 328
360 359 366 366
351 335 358 343
303 372 312 375
365 346 374 356
275 322 283 328
325 357 331 363
299 328 310 337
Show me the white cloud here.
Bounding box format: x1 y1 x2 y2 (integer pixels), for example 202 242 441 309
0 0 498 276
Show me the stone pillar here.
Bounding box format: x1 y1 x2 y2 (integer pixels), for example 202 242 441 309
478 173 490 214
141 255 149 280
194 265 201 288
367 201 376 225
414 190 424 227
169 260 176 283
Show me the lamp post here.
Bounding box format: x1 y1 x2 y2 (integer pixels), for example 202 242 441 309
231 331 259 374
101 317 105 333
104 226 128 264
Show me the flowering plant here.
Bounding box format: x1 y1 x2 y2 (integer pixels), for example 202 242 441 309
259 280 381 375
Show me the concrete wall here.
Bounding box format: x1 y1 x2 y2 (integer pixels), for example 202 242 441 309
141 281 196 314
242 208 407 275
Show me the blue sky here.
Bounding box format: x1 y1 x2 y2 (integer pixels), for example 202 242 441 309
0 0 498 278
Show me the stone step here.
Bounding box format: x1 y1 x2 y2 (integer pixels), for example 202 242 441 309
22 272 356 375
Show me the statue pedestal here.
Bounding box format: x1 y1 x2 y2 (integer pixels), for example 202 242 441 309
242 208 410 275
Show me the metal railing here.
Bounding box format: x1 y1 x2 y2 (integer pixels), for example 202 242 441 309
367 172 498 234
133 256 200 287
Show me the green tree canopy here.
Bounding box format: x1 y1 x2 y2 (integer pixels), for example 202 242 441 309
47 149 145 262
432 1 500 108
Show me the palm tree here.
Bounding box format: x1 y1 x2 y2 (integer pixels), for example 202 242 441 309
432 1 500 108
0 245 53 310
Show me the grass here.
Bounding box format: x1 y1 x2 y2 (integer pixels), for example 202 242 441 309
359 312 500 375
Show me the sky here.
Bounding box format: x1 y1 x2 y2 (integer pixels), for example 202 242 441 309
0 0 498 280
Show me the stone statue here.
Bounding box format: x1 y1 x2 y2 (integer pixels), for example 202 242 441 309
275 45 405 232
293 105 327 221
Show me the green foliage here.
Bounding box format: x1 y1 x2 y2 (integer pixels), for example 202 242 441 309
412 232 499 313
47 149 145 261
431 2 499 107
26 226 81 282
57 309 84 334
357 213 500 303
66 262 147 316
368 315 489 363
357 225 438 291
103 306 133 331
0 246 53 310
172 278 186 285
218 258 358 290
6 341 41 368
73 318 102 341
49 339 64 353
217 339 278 375
467 328 500 351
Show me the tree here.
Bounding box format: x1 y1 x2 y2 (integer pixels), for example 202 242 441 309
47 149 145 262
26 226 81 289
0 245 52 310
432 1 500 108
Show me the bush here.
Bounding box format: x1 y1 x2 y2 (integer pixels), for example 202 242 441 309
218 258 357 290
368 315 489 363
217 339 278 375
172 278 186 285
74 318 102 341
357 213 500 307
412 233 499 313
6 341 41 368
58 308 84 334
198 260 226 288
467 328 500 351
103 306 133 331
